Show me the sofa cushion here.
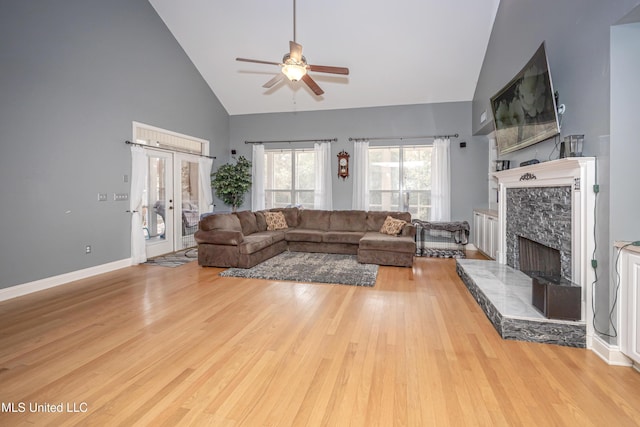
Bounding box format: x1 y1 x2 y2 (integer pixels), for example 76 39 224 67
285 229 324 243
234 210 259 235
329 210 367 231
199 213 242 232
298 210 331 231
366 211 411 231
379 216 407 235
323 231 365 244
264 211 289 231
255 211 267 231
359 232 416 253
194 229 244 245
269 207 299 227
260 230 286 243
238 234 274 255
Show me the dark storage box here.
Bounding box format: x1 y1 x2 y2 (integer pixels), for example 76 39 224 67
532 275 581 321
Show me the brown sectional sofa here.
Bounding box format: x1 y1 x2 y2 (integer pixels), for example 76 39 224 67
194 208 416 268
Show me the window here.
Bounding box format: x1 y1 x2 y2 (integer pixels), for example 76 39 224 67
264 149 315 209
368 145 432 219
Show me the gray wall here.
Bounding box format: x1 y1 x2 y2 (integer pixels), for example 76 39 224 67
0 0 230 289
611 20 640 245
472 0 640 341
229 102 488 227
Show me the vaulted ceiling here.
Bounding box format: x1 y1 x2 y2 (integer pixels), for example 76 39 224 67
149 0 500 116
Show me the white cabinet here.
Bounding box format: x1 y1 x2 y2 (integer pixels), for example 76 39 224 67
473 209 498 259
486 215 498 259
620 245 640 365
473 211 483 249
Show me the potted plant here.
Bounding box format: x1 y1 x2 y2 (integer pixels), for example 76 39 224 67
211 155 252 211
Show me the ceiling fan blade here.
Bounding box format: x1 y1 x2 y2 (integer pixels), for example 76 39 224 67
236 57 281 66
302 74 324 96
308 64 350 75
263 74 284 88
289 41 303 62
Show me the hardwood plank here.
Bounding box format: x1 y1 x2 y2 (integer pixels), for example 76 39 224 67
0 255 639 426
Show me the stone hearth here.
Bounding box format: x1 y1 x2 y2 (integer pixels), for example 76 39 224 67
456 259 586 347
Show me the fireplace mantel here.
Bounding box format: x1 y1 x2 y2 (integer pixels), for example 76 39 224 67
493 157 597 346
493 157 596 187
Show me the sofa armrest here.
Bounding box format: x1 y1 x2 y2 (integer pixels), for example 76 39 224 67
401 223 416 238
194 229 244 245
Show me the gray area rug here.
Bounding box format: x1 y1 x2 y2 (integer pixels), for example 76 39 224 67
144 248 198 267
220 251 379 287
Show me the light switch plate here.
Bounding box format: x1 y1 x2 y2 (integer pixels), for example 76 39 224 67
98 193 108 202
114 193 129 201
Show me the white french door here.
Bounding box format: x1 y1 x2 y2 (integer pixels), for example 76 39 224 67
145 149 175 258
144 149 202 258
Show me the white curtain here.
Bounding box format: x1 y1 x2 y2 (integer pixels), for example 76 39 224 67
130 146 148 264
198 156 214 213
430 137 451 221
251 144 265 211
314 142 333 210
351 140 370 210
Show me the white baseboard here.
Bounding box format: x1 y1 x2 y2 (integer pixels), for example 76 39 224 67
0 258 132 302
591 334 633 366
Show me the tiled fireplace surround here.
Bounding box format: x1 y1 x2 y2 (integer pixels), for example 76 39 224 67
457 158 596 348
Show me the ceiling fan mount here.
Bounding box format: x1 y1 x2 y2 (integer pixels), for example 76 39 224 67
235 0 349 95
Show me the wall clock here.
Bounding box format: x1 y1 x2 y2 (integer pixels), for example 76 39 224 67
337 151 350 180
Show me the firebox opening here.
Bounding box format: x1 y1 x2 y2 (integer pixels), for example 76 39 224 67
518 236 561 279
518 236 581 321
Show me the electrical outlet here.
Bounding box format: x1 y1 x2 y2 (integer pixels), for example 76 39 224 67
85 245 92 254
98 193 108 202
114 193 129 201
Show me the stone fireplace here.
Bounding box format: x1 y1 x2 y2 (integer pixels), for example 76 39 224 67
506 186 572 280
495 158 597 344
456 158 597 348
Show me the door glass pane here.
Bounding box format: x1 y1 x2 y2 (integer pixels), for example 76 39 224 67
146 156 167 242
180 160 199 249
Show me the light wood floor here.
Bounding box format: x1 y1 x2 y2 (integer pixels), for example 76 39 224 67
1 253 640 426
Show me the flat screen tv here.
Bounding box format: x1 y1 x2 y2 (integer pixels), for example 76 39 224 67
491 42 560 156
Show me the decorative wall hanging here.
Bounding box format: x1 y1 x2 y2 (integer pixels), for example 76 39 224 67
337 151 350 179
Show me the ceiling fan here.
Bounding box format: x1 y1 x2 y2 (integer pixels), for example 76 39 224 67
236 0 349 96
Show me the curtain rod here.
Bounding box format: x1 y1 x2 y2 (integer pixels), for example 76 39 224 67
125 140 216 159
244 138 337 145
348 134 459 142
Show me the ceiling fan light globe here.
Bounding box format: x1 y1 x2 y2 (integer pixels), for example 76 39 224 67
282 64 307 82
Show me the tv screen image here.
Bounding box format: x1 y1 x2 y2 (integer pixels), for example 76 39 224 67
491 42 560 156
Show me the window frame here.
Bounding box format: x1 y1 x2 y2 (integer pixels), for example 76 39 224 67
368 145 432 220
263 147 316 209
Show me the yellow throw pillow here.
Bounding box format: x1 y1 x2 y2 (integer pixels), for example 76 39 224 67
379 215 406 236
264 211 289 231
